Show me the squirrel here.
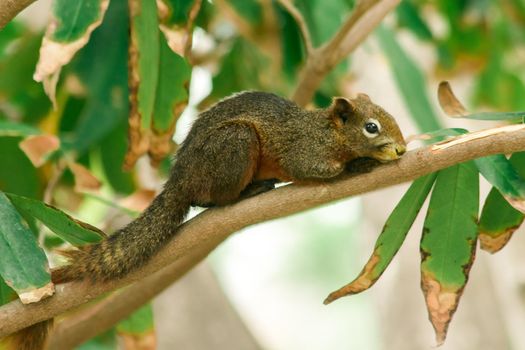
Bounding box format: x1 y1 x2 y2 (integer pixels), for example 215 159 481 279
7 91 406 350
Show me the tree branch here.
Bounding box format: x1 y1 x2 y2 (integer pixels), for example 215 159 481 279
292 0 400 106
276 0 313 54
0 0 37 29
1 124 525 338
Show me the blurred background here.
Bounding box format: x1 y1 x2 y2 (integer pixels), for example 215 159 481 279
2 0 525 349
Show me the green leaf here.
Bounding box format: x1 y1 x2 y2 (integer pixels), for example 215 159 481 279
99 120 136 195
0 32 51 123
0 136 41 198
0 192 52 302
478 151 525 253
420 162 479 345
77 328 117 350
295 0 354 46
34 0 110 104
210 38 269 99
6 192 105 246
160 0 195 26
131 0 160 132
117 303 155 334
227 0 262 26
152 36 191 133
0 278 16 306
395 1 433 41
376 25 442 132
455 111 525 121
324 173 437 304
0 121 40 137
52 0 108 42
474 154 525 213
68 0 129 155
275 2 306 80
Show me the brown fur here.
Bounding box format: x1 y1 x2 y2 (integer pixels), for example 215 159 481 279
13 91 405 349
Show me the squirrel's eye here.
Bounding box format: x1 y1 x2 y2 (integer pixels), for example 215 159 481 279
365 122 379 134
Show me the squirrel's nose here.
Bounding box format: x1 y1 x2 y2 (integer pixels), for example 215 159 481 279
395 144 406 156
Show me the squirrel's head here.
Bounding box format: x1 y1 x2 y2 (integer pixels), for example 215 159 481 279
329 94 406 162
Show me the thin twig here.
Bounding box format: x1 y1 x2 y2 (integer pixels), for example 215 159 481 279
276 0 313 54
213 0 256 42
292 0 400 106
2 125 525 338
184 0 203 63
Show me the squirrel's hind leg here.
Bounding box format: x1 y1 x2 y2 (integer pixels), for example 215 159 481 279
189 123 260 206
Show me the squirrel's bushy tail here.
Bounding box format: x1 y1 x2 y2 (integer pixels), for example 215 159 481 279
52 182 190 283
4 182 189 350
4 319 53 350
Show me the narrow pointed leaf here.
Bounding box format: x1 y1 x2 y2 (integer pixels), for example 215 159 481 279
126 0 191 168
69 0 130 155
6 192 105 246
457 111 525 121
125 0 160 169
0 121 40 137
149 37 191 166
420 162 479 345
0 193 54 303
474 154 525 213
325 173 437 304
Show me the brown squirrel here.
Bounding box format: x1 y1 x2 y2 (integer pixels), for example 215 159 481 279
8 91 406 349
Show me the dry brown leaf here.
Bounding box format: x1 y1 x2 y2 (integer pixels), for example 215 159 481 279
68 162 102 193
159 24 186 56
120 189 157 212
421 273 463 346
18 282 55 304
479 229 517 254
437 81 469 117
33 0 109 106
123 4 150 171
119 330 157 350
18 135 60 167
324 253 379 304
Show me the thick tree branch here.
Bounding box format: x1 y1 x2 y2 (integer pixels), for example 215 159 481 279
292 0 400 106
1 125 525 338
0 0 37 29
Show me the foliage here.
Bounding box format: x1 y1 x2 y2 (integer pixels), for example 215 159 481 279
1 0 525 347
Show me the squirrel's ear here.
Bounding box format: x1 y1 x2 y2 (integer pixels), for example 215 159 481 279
357 93 370 101
331 97 355 124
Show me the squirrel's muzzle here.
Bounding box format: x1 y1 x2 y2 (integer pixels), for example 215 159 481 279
373 142 406 161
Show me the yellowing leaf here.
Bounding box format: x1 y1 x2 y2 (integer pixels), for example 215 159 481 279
18 134 60 167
